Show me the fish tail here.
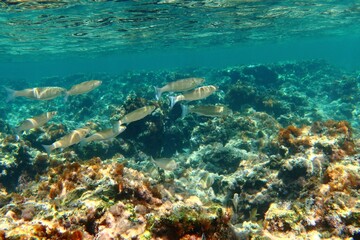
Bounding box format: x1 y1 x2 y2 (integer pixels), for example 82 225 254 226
112 121 120 132
154 87 162 100
14 127 21 139
4 86 15 102
169 96 177 109
113 121 126 134
64 92 69 102
181 104 189 118
42 144 54 156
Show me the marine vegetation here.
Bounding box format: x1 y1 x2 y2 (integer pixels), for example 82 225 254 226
0 60 360 239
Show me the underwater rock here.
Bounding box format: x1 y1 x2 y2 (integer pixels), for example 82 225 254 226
0 61 359 239
0 119 11 134
261 157 360 239
242 65 279 85
190 143 244 174
0 158 235 239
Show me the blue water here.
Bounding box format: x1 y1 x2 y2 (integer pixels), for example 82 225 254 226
1 35 360 82
1 1 360 77
1 1 359 134
1 2 360 239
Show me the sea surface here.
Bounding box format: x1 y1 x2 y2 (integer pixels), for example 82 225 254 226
0 1 360 239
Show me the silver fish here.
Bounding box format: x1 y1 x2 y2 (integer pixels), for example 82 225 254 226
152 158 178 171
15 111 57 135
81 124 126 145
5 86 66 101
119 105 156 125
42 127 90 155
66 80 102 99
181 104 232 118
169 85 218 108
155 77 205 100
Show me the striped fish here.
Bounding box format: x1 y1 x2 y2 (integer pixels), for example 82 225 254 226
42 127 90 155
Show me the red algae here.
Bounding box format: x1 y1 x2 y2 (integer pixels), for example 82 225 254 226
278 125 312 154
323 120 352 138
324 164 360 193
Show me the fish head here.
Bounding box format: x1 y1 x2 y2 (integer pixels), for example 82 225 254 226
48 111 58 118
149 105 157 113
94 80 102 87
211 85 219 91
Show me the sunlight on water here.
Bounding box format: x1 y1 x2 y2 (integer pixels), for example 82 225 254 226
0 0 359 58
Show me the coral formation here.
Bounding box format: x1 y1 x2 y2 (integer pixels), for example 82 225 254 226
1 60 360 239
0 159 234 239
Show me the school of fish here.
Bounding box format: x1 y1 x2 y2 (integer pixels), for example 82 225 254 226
5 77 231 158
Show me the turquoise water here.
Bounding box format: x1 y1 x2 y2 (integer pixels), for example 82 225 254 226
1 36 360 81
1 1 359 69
1 1 360 239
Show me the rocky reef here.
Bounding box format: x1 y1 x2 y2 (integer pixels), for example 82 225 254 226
0 158 234 239
0 60 359 239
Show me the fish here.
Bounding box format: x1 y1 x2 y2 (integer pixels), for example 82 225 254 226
15 111 57 136
118 105 156 125
152 157 178 171
80 124 126 145
5 86 66 101
169 85 218 108
199 172 215 189
181 104 232 118
155 77 205 100
42 127 90 155
65 80 102 101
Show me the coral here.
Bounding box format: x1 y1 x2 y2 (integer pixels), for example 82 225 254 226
323 120 352 138
324 163 360 193
21 205 36 221
0 61 360 240
242 65 279 85
150 202 233 240
0 157 236 239
225 82 259 112
264 202 301 232
278 125 312 154
192 143 243 174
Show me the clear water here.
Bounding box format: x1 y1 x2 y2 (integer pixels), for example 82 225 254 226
1 2 360 238
1 0 359 76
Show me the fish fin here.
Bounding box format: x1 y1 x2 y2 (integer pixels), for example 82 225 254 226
113 122 126 134
13 126 20 135
4 86 15 102
169 96 176 109
154 87 162 100
14 127 20 140
181 104 189 118
42 144 53 156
